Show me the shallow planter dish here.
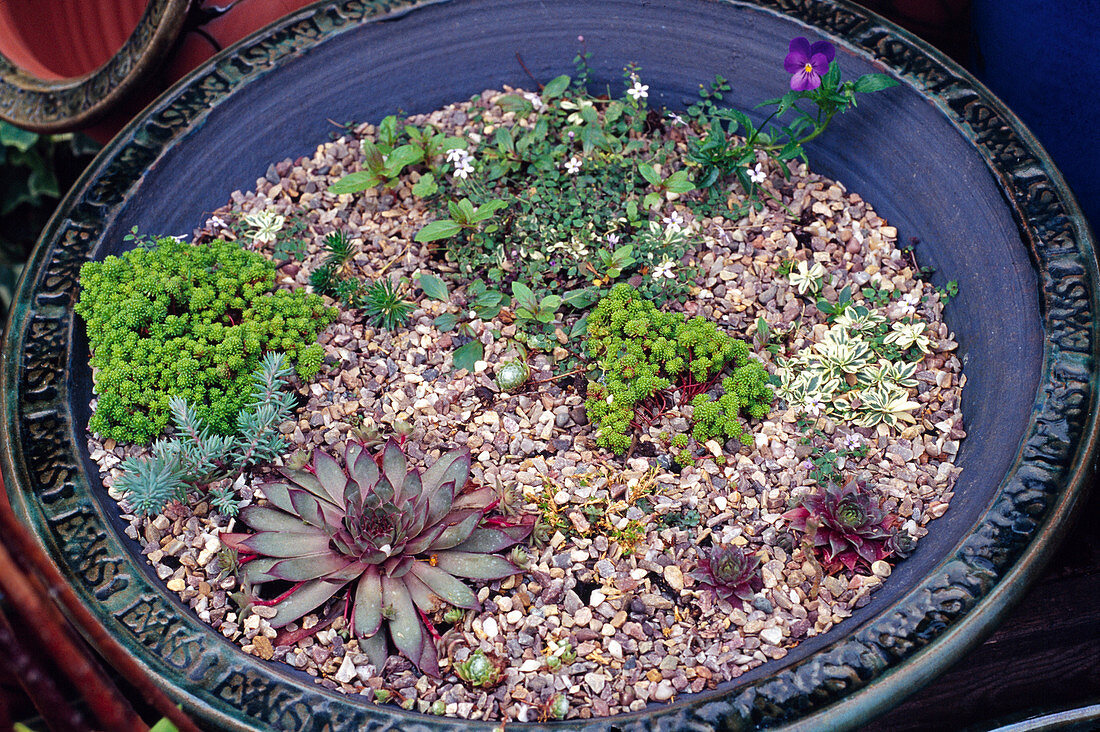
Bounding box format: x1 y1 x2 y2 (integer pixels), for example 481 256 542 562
3 0 1098 729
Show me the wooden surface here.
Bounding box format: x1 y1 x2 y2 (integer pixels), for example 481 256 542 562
864 481 1100 731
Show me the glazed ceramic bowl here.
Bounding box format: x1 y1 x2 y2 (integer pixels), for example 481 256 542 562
3 0 1097 729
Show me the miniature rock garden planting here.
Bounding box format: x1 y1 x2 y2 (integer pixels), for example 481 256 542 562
77 39 966 721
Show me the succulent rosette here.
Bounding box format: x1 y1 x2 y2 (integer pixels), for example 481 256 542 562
690 543 762 603
784 479 896 573
221 438 532 675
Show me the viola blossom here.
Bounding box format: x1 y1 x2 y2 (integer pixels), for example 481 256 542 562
563 157 583 175
748 163 767 184
606 233 621 246
207 215 228 230
783 37 835 91
667 112 687 127
626 75 649 101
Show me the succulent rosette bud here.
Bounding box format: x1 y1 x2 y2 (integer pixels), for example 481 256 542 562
783 479 895 573
220 438 532 675
690 544 762 603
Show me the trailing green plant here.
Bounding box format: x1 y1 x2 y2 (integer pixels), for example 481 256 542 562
683 38 897 212
777 291 929 429
584 284 773 454
783 478 899 574
220 439 533 675
76 237 334 443
115 352 297 516
361 278 414 330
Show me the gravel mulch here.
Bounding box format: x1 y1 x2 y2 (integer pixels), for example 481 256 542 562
87 87 965 722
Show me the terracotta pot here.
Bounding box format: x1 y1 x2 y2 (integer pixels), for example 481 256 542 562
3 1 1097 729
0 0 314 139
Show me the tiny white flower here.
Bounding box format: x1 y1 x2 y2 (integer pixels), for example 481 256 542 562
207 216 227 230
606 233 621 246
662 210 685 233
652 257 676 280
452 156 474 179
521 91 545 111
667 112 686 127
627 79 649 101
841 432 862 450
563 157 582 175
748 163 767 184
445 148 469 164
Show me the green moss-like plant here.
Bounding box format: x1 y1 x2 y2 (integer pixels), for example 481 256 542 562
690 363 772 445
584 283 773 454
76 237 335 443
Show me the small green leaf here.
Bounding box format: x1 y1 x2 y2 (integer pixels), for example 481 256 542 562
453 340 484 372
497 94 535 114
665 170 695 193
384 144 424 174
570 314 589 338
511 281 538 310
542 75 571 100
495 126 515 155
149 720 180 732
328 171 380 194
854 73 899 93
473 198 508 222
416 273 449 301
411 172 438 198
563 287 598 309
643 191 662 210
434 312 458 331
415 219 463 242
638 163 661 186
540 295 563 311
0 122 37 152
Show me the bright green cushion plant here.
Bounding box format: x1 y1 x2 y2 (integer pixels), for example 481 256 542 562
584 283 773 454
76 236 335 443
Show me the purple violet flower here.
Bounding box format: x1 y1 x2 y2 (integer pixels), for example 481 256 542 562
783 37 835 91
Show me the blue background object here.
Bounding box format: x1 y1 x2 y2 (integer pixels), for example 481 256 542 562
971 0 1100 233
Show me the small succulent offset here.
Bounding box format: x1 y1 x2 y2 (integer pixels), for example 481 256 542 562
220 439 532 675
454 648 505 688
690 544 762 603
495 360 530 391
783 479 896 573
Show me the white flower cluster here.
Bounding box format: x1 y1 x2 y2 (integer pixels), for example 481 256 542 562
446 148 474 179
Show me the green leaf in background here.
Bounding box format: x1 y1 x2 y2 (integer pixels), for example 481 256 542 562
411 172 438 198
415 219 462 243
416 272 449 301
541 75 571 100
452 339 484 372
149 719 181 732
328 170 380 195
0 122 38 153
434 312 458 331
853 73 899 93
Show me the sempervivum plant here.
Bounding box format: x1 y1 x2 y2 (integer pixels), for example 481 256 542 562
220 439 532 675
783 479 896 573
690 543 762 603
